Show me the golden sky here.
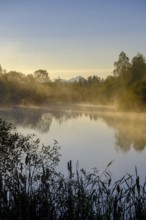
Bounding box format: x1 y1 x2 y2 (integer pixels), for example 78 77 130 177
0 1 146 79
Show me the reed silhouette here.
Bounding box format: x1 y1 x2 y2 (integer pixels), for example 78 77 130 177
0 118 146 220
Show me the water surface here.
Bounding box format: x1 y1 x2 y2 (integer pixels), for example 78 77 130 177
0 105 146 180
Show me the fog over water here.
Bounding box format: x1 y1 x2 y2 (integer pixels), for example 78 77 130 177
0 104 146 180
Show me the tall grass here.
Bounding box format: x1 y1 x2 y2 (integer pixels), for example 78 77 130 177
0 118 146 220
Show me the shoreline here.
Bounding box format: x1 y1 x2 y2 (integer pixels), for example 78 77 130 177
0 103 146 121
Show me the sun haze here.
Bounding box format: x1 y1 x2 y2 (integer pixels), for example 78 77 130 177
0 0 146 79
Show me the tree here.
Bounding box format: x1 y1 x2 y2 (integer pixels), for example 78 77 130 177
87 75 101 85
34 69 50 83
0 65 2 76
0 119 61 219
113 51 131 78
132 80 146 103
131 53 146 83
5 71 24 82
0 65 6 76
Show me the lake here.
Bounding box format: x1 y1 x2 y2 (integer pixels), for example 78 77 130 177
0 104 146 181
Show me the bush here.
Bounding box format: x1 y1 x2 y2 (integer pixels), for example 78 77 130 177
0 119 146 220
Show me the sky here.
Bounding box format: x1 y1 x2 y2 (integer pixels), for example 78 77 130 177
0 0 146 79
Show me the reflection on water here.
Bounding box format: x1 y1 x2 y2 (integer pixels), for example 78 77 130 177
0 105 146 153
0 106 83 132
99 112 146 152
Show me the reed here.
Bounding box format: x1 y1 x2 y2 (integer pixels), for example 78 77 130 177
0 119 146 220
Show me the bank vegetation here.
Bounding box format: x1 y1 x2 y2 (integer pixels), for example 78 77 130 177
0 52 146 111
0 119 146 220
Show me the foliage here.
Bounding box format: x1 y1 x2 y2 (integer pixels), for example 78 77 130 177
0 119 146 219
131 53 146 83
113 51 131 78
0 52 146 110
33 69 50 83
0 118 61 219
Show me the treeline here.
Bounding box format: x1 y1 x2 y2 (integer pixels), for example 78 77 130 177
0 51 146 110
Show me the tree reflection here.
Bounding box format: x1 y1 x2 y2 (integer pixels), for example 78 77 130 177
115 131 132 152
0 107 84 133
36 113 53 132
100 112 146 152
0 106 146 152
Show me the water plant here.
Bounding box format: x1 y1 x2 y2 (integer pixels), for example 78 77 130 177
0 118 146 220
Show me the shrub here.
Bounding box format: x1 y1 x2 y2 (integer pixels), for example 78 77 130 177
0 119 146 220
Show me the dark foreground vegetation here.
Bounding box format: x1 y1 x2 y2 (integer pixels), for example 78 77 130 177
0 118 146 220
0 51 146 110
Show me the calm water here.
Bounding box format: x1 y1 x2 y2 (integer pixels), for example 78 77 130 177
0 105 146 180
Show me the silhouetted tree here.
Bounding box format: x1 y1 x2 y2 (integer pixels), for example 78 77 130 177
34 69 50 83
113 51 131 78
131 80 146 103
5 71 24 82
131 53 146 83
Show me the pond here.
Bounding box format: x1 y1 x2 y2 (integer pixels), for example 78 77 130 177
0 104 146 180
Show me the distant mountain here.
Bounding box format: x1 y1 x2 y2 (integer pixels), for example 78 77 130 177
56 75 86 83
67 75 85 83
